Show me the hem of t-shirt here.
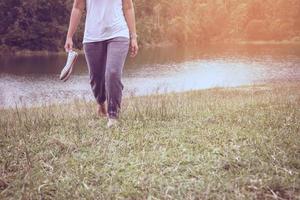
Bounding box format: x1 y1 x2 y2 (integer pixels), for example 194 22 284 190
82 34 130 44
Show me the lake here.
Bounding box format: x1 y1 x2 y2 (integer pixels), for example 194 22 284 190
0 44 300 108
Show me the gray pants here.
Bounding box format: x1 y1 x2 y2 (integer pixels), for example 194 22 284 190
83 37 129 119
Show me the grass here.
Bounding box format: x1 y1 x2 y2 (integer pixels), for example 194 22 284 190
0 81 299 199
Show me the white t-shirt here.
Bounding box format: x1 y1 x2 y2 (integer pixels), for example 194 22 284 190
83 0 129 44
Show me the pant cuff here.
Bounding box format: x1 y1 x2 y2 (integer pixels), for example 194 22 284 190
97 98 106 105
108 112 118 119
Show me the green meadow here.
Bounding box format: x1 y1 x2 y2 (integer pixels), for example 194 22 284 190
1 81 299 199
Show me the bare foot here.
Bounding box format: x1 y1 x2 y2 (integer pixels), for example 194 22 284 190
107 118 118 128
97 102 107 117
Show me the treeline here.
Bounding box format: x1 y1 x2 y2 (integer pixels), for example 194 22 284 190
0 0 300 53
137 0 300 45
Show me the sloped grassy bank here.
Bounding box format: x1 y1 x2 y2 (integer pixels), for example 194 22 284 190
1 81 299 199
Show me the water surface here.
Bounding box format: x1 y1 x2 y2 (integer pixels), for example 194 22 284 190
1 44 300 108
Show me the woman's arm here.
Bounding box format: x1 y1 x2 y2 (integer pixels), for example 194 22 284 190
64 0 85 52
122 0 138 57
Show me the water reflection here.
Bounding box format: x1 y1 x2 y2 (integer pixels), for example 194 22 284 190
0 44 299 108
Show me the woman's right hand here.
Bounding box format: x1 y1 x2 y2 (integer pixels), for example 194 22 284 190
64 37 73 52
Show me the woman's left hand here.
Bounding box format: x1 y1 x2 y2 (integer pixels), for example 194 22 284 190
130 38 138 57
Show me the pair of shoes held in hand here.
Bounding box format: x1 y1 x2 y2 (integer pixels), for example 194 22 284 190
59 50 78 82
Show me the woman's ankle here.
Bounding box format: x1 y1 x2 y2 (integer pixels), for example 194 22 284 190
97 102 107 116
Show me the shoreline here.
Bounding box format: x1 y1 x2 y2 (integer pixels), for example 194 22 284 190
0 82 268 110
0 80 296 111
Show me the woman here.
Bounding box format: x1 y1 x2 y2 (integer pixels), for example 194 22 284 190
64 0 138 128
